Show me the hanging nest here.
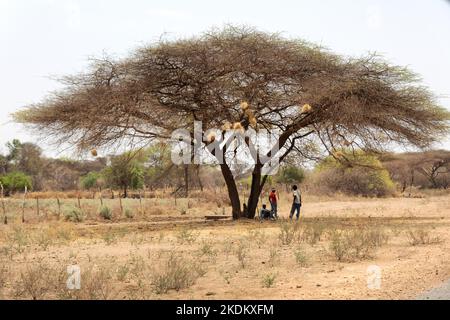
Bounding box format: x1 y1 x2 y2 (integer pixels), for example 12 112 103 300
222 121 232 131
90 149 98 157
240 101 249 111
233 122 245 133
301 104 312 113
206 132 216 143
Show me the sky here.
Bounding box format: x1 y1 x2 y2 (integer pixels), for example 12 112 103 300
1 0 450 158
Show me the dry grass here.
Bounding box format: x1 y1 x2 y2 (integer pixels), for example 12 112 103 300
0 191 449 300
329 227 390 262
406 228 442 246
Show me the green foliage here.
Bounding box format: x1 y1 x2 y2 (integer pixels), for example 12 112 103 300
99 206 113 220
64 207 86 223
103 151 145 195
80 172 102 190
0 171 32 194
275 166 305 185
313 150 395 197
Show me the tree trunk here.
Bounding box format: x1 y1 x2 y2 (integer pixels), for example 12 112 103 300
220 163 241 219
246 164 263 219
196 165 204 192
123 186 128 198
184 165 189 197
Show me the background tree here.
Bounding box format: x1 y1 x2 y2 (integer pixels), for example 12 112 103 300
0 172 33 196
80 172 104 190
275 165 305 187
382 150 450 190
103 151 145 197
15 26 449 219
312 151 395 197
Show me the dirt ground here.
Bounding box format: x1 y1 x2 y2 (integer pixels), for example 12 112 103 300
0 193 449 300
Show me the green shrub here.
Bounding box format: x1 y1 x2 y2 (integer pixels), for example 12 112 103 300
125 208 134 219
64 207 86 223
262 273 277 288
0 172 32 195
80 172 103 190
294 247 309 267
99 206 113 220
313 150 395 197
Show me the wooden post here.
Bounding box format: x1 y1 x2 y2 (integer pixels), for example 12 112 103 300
36 197 40 217
22 186 27 223
119 195 123 217
139 190 144 215
0 183 7 225
99 187 103 206
77 192 81 209
56 198 62 220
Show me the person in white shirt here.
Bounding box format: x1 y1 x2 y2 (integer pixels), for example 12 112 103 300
289 185 302 221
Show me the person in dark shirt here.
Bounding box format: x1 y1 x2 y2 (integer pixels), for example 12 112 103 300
259 204 272 221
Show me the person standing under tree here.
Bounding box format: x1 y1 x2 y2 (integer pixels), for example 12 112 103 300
290 185 302 221
269 188 278 220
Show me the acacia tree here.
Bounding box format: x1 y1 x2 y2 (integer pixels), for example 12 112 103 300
14 26 449 219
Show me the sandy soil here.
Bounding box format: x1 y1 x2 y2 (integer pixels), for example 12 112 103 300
1 194 449 300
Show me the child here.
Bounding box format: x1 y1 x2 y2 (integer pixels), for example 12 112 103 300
269 188 278 219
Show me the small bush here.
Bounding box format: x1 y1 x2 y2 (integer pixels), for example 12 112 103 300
64 207 85 223
152 254 202 294
99 206 113 220
294 247 309 267
268 248 279 267
6 226 29 256
198 241 217 260
102 230 118 245
125 208 134 219
83 266 115 300
329 228 389 262
278 220 301 245
262 273 277 288
302 222 326 245
235 239 249 268
14 262 53 300
34 229 53 251
176 227 199 244
406 228 441 246
0 264 9 291
116 265 130 282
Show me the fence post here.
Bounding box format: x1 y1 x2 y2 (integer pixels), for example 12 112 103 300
57 198 61 220
36 196 40 217
22 186 27 223
118 195 124 217
139 190 144 215
0 183 6 225
77 192 81 209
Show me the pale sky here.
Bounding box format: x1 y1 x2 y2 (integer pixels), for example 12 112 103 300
1 0 450 157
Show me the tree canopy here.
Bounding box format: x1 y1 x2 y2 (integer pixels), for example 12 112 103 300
14 26 449 218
